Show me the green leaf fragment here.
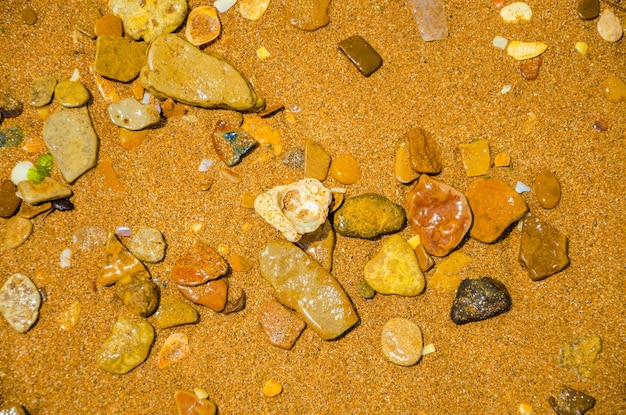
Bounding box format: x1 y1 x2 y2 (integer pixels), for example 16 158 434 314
26 153 53 184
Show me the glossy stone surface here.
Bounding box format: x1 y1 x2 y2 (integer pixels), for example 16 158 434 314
394 142 420 183
258 299 306 350
288 0 331 31
17 177 72 205
172 243 228 286
296 219 335 271
3 217 32 249
405 127 442 174
381 318 423 366
406 175 472 256
115 273 159 317
28 75 57 107
54 81 90 108
364 235 425 296
334 193 405 239
259 240 358 340
109 0 187 42
337 36 383 77
577 0 599 20
239 0 271 20
107 98 160 131
329 154 361 184
94 14 124 37
459 139 491 177
0 273 41 333
212 120 257 166
466 178 528 243
0 180 21 218
601 76 626 103
535 170 561 209
414 243 434 272
186 6 221 45
99 232 151 286
304 139 331 181
140 34 265 112
451 277 512 325
97 317 155 374
152 296 199 329
178 279 229 312
548 386 596 415
519 213 569 281
408 0 449 41
174 390 217 415
94 36 148 82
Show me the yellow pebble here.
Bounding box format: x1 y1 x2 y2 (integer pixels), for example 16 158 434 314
575 41 588 56
241 191 256 209
329 154 361 184
59 301 81 331
459 140 490 177
407 235 421 250
262 379 282 397
493 152 511 167
518 402 533 415
256 46 271 60
241 222 252 231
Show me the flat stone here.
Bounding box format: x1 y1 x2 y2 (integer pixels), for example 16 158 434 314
172 242 229 286
212 120 257 166
178 279 229 312
0 126 24 148
329 154 361 184
109 0 187 42
258 299 306 350
535 169 561 209
559 335 602 379
288 0 331 30
304 139 331 180
43 106 98 183
115 273 160 317
94 14 124 37
108 97 160 131
405 127 442 174
338 36 383 77
28 76 57 107
259 240 358 340
17 177 72 205
549 386 596 415
0 94 23 118
140 34 265 112
99 232 151 287
0 180 21 218
152 296 199 329
296 219 335 271
520 55 543 81
18 202 52 219
451 277 512 325
577 0 599 20
158 332 190 369
21 8 37 25
466 177 528 243
96 317 154 374
0 273 41 333
94 36 148 83
519 213 569 281
356 279 376 299
597 9 623 42
54 81 90 108
459 139 491 177
407 175 473 256
125 227 166 263
3 217 32 249
364 234 425 296
408 0 449 41
334 193 406 239
381 318 423 366
394 142 420 183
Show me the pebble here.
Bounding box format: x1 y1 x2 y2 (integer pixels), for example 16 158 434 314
96 317 155 374
381 318 423 366
140 34 265 112
406 175 473 256
405 127 442 174
492 35 509 50
506 41 548 61
519 213 569 281
337 36 383 77
3 217 33 249
304 139 331 181
500 2 532 23
158 333 190 369
356 279 376 299
459 139 490 177
282 148 305 170
548 386 596 415
262 379 283 397
17 177 72 205
334 193 406 239
601 76 626 103
152 295 199 329
288 0 331 30
107 97 160 131
451 277 512 325
296 219 335 271
0 126 24 148
329 154 361 184
240 192 256 209
51 197 75 212
108 0 188 42
178 279 229 312
515 181 531 193
578 0 600 20
99 232 151 286
58 301 81 331
364 235 425 296
559 335 602 379
21 8 37 25
0 94 23 118
408 0 449 41
240 0 271 20
493 152 510 167
575 41 589 56
466 178 528 243
0 404 27 415
185 6 221 45
241 115 283 156
42 106 98 183
259 240 358 340
172 242 229 286
520 55 543 80
592 115 608 132
597 9 623 42
161 98 187 118
258 299 306 350
534 170 561 208
229 253 254 272
0 180 21 218
0 273 41 333
54 81 90 108
222 287 247 314
174 390 217 415
215 0 237 12
429 252 472 293
119 128 149 149
94 14 123 37
414 243 434 272
115 273 160 317
28 76 57 107
124 227 166 263
94 36 148 82
212 120 257 166
394 142 419 183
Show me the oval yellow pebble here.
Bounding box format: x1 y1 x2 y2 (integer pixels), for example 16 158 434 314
329 154 361 184
262 379 283 397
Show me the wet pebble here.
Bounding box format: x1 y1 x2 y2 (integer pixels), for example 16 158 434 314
296 219 335 271
17 177 72 205
0 273 41 333
601 76 626 103
459 139 490 177
258 299 306 350
185 6 221 45
152 296 199 329
334 193 405 239
178 279 229 312
0 126 24 148
304 139 331 180
21 8 37 25
394 142 419 183
337 36 383 77
408 0 449 41
0 404 27 415
597 9 623 42
174 390 217 415
559 335 602 379
54 81 90 108
108 97 160 130
381 318 423 366
94 36 148 82
94 14 123 37
578 0 599 20
329 154 361 184
109 0 188 42
125 227 166 263
364 235 425 296
3 217 33 249
99 232 151 286
158 333 190 369
58 301 81 331
520 55 543 80
406 127 442 174
19 202 52 219
222 287 246 314
262 379 283 397
519 213 569 281
97 317 155 374
507 41 548 60
51 197 75 211
115 273 160 317
172 242 228 286
414 243 434 272
549 386 596 415
451 277 512 325
0 180 21 218
119 128 148 149
0 94 23 118
212 120 257 166
28 76 57 107
534 170 561 208
288 0 331 30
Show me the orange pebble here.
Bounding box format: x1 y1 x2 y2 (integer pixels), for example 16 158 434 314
159 333 190 369
241 191 256 209
94 14 123 37
130 79 145 100
329 154 361 184
493 152 511 167
174 390 217 415
262 379 283 397
219 167 242 183
228 254 254 272
119 128 148 150
162 98 187 118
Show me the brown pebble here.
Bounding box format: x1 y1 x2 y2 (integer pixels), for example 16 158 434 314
534 170 561 209
338 36 383 77
4 217 33 249
94 14 123 37
258 299 306 350
304 139 331 181
414 243 434 272
520 55 543 81
22 8 37 25
0 180 21 218
592 115 608 132
519 213 569 281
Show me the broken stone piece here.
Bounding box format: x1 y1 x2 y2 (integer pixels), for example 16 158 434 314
172 242 229 286
559 335 602 379
548 386 596 415
304 139 331 181
405 127 442 174
258 299 306 350
177 279 229 312
408 0 449 41
29 76 57 107
99 232 151 287
212 120 257 166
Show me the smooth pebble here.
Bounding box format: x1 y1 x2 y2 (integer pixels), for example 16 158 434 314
125 227 166 263
178 279 229 312
108 98 160 130
534 170 561 208
94 14 123 37
381 318 423 366
288 0 331 31
334 193 405 239
597 9 623 42
3 217 33 249
185 6 221 45
94 36 148 82
601 76 626 103
17 177 72 205
304 139 331 180
0 273 41 333
0 180 21 218
108 0 187 42
519 213 569 281
54 81 90 108
258 299 306 350
152 296 199 329
329 154 361 184
97 317 154 374
172 242 228 286
451 277 512 324
28 76 57 107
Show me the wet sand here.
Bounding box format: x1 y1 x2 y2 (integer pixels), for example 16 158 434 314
1 0 625 413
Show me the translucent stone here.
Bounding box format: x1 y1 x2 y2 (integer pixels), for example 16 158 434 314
407 0 449 41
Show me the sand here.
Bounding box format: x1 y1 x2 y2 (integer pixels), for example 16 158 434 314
0 0 625 413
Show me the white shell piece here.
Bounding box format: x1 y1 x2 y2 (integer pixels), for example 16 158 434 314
597 9 623 42
11 161 34 186
515 181 531 194
500 2 532 23
492 36 509 50
254 178 332 242
214 0 237 13
501 84 512 94
60 248 72 268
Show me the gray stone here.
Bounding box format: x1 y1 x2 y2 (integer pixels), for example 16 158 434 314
109 0 188 42
0 273 41 333
29 76 57 107
107 97 160 130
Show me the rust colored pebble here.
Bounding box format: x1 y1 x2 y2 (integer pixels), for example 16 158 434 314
22 8 37 25
493 152 511 167
520 55 543 81
119 128 148 150
534 170 561 209
258 299 306 350
172 242 229 286
94 14 123 37
178 278 229 312
329 154 361 184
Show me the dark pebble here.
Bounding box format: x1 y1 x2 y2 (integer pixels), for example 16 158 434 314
338 36 383 77
0 94 23 118
52 198 75 211
548 386 596 415
577 0 599 20
0 180 22 218
22 8 38 25
0 125 24 148
451 277 512 325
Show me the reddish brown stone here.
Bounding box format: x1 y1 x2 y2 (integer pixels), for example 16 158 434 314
519 213 569 281
172 242 229 286
520 55 543 81
0 180 21 218
405 127 442 174
258 300 306 350
178 279 228 312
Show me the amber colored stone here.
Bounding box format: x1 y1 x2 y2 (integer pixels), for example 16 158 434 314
228 254 253 272
99 233 150 286
405 127 442 174
119 128 149 150
578 0 600 20
3 217 32 249
115 273 160 317
304 139 331 181
519 213 569 281
394 142 420 183
465 177 528 243
22 8 37 25
459 139 491 177
329 191 344 213
130 79 144 100
158 333 190 369
288 0 331 30
18 202 52 219
262 379 283 397
178 279 228 312
94 14 123 37
520 55 543 81
161 98 187 118
241 115 283 156
329 154 361 184
493 152 511 167
560 335 602 379
240 191 256 209
414 243 434 272
172 242 229 286
601 76 626 103
406 175 472 256
222 287 246 314
296 219 335 271
258 300 306 350
174 390 217 415
0 180 21 218
535 170 561 209
337 36 383 77
429 251 472 293
97 155 125 193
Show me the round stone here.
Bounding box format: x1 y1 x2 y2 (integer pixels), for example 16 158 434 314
534 170 561 209
54 81 90 108
125 227 166 263
107 98 160 130
0 180 21 218
601 76 626 103
330 154 361 184
597 9 623 42
381 318 423 366
96 317 155 374
21 8 37 25
0 273 42 333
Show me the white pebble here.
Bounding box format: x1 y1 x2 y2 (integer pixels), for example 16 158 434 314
493 36 509 50
500 2 532 23
198 158 216 172
69 68 81 82
597 9 623 42
115 226 132 237
11 161 34 186
60 248 72 268
214 0 237 12
515 181 531 194
501 84 512 94
330 187 347 194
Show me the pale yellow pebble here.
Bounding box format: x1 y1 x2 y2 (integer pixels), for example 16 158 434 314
93 73 120 103
522 112 537 135
429 252 473 293
59 301 81 331
262 379 282 397
241 222 252 231
394 142 419 184
256 46 271 60
241 191 256 208
506 41 548 60
217 244 229 257
407 235 421 250
194 388 209 400
518 402 533 415
421 343 436 356
500 2 532 23
575 41 588 56
240 0 271 20
191 223 204 233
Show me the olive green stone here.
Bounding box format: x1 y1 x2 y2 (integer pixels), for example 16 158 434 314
338 35 382 77
152 295 199 329
29 75 57 107
578 0 599 20
94 36 148 82
334 193 406 239
97 317 154 374
356 279 376 299
54 81 90 108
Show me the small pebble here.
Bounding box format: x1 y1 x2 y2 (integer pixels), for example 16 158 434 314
3 217 33 249
241 115 283 156
212 120 257 166
559 335 602 378
178 279 229 312
115 273 160 317
338 36 383 77
549 386 596 415
507 41 548 60
429 252 472 293
601 76 626 103
394 142 419 183
381 318 423 366
408 0 448 41
519 213 569 281
161 98 187 118
534 170 561 208
0 180 21 218
28 76 57 107
493 36 509 50
94 14 123 37
592 115 608 132
119 128 149 150
575 41 589 56
459 139 490 177
405 127 442 174
222 287 246 314
97 317 155 374
334 193 405 239
597 9 623 42
108 98 160 130
500 2 532 23
21 8 37 25
262 379 283 397
288 0 331 30
356 279 376 299
451 277 512 325
515 181 531 193
258 300 306 350
185 6 221 45
54 81 90 108
58 301 81 331
240 0 271 20
51 198 75 211
578 0 600 20
240 192 256 209
329 154 361 184
304 139 331 180
501 84 512 94
0 94 23 118
493 152 510 167
0 126 24 148
17 177 72 205
19 202 52 219
152 296 199 329
125 227 166 263
414 243 434 272
60 248 72 268
520 55 543 80
219 167 242 183
214 0 237 12
174 390 217 415
172 242 228 286
158 333 190 369
0 273 42 333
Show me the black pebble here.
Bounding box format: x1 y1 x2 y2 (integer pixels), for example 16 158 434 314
451 277 512 325
549 386 596 415
52 198 74 211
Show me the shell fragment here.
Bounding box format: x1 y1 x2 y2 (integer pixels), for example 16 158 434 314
506 41 548 60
